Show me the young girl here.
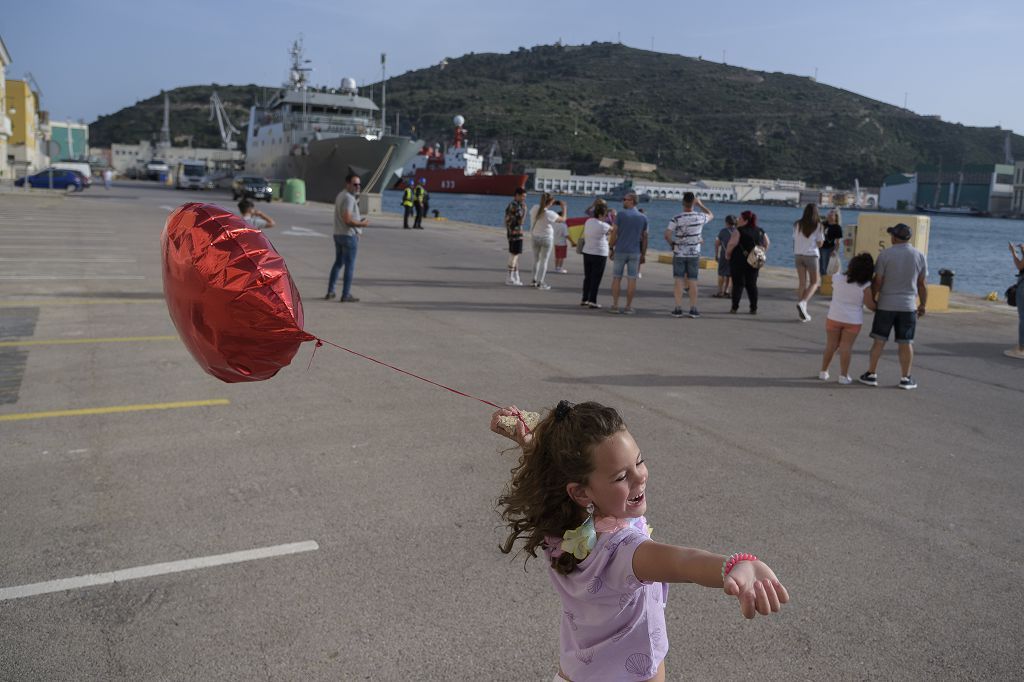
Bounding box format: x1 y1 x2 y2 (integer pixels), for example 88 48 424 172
554 219 571 274
819 253 876 384
793 203 824 322
490 401 789 682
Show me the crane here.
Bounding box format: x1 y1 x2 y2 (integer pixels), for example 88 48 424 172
209 91 241 150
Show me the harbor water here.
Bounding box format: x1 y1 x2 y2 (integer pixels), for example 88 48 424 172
384 191 1024 297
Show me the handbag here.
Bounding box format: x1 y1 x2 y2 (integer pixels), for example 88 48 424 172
826 252 841 276
1008 282 1018 308
575 237 585 255
746 245 766 269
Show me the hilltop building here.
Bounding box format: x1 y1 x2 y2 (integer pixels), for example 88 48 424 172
0 36 11 179
5 77 50 176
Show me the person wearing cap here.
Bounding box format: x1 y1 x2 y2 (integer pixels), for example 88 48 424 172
859 223 928 389
413 178 428 229
401 180 415 229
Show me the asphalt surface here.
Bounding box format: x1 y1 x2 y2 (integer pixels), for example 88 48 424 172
1 181 1021 681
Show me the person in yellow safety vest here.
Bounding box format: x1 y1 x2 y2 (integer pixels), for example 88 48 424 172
413 179 428 229
402 180 415 229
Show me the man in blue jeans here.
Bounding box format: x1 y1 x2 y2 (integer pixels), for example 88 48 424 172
608 192 648 314
326 172 369 302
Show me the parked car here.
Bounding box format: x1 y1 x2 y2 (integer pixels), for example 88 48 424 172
232 175 273 202
52 161 93 187
146 159 170 181
14 168 84 191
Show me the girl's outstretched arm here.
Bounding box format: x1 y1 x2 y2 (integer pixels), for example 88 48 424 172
489 406 533 448
633 541 789 619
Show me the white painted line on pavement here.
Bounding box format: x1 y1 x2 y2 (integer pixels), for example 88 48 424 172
281 225 329 238
159 205 175 211
0 540 320 601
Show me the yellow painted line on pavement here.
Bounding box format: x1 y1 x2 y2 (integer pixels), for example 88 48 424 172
0 299 163 307
0 335 177 348
0 399 230 422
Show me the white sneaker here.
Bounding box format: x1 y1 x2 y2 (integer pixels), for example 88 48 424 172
1004 348 1024 359
512 272 524 286
797 301 810 321
538 283 551 290
505 274 516 286
557 267 568 274
838 375 853 385
818 371 830 381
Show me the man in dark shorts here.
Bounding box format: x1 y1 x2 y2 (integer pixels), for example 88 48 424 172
504 187 527 286
859 223 928 389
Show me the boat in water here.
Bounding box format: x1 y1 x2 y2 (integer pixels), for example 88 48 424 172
396 115 527 195
600 178 651 203
244 40 422 204
915 204 985 216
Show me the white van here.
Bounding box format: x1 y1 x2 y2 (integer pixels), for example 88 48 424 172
52 161 93 187
176 160 211 190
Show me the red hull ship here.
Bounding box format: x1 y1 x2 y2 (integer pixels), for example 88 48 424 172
396 115 527 195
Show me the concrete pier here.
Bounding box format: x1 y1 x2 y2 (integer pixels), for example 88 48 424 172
1 182 1021 679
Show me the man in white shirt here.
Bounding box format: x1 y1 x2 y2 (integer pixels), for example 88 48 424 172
664 192 713 318
326 172 369 302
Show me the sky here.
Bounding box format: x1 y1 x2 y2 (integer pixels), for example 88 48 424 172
4 0 1023 135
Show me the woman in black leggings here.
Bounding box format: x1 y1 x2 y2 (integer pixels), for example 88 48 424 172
725 210 770 314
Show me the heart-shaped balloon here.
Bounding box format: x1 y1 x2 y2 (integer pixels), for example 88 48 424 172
161 203 315 382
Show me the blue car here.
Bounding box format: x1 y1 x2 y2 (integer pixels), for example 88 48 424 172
14 168 84 191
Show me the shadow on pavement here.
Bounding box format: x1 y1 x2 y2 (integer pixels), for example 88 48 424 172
547 373 842 389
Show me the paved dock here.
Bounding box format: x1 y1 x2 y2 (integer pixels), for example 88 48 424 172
1 182 1021 680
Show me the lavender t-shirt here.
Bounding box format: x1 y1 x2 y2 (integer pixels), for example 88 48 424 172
544 517 669 681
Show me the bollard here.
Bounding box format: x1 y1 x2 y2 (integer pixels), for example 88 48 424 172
939 268 955 290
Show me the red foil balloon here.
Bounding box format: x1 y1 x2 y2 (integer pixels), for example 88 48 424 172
161 202 315 382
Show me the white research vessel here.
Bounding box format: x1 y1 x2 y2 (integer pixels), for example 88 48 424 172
244 40 421 203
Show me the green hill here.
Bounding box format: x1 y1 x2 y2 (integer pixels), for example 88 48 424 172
90 43 1022 186
89 84 261 150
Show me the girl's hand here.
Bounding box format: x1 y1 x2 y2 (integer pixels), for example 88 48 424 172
489 405 533 448
723 560 790 619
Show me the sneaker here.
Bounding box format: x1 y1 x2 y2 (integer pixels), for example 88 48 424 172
513 273 524 286
538 283 551 290
818 371 830 381
688 308 701 319
797 301 809 321
898 376 918 390
580 301 589 307
340 295 360 303
838 375 853 385
671 307 684 318
587 302 602 309
324 292 337 300
557 267 569 274
858 372 878 386
749 308 758 315
623 307 636 315
608 306 621 314
530 280 538 287
1004 348 1024 359
505 274 516 286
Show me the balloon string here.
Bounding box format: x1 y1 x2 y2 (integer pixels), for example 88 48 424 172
308 336 531 432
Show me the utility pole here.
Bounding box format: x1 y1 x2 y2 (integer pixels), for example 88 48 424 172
903 92 908 109
380 53 387 135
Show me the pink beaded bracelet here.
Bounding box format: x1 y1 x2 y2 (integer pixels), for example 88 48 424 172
721 552 758 580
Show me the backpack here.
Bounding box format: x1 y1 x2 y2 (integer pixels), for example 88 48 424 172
746 245 767 269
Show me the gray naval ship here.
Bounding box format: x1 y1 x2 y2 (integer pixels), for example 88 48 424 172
244 40 421 204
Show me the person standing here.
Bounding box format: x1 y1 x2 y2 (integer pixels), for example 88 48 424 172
794 203 825 322
529 192 566 290
580 203 613 308
401 180 415 229
103 167 114 190
412 179 428 229
1004 241 1024 359
725 210 770 314
664 192 713 318
819 208 844 276
503 187 527 286
819 253 876 384
859 223 928 389
608 192 648 314
713 215 738 298
325 172 368 302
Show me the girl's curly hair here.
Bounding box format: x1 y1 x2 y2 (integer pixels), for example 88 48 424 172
497 401 624 575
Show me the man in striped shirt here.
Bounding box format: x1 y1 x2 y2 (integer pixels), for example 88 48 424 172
664 192 714 318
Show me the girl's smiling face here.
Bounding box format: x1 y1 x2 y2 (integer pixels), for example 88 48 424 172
569 429 648 519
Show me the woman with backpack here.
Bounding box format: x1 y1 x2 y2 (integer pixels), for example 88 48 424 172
725 210 770 314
